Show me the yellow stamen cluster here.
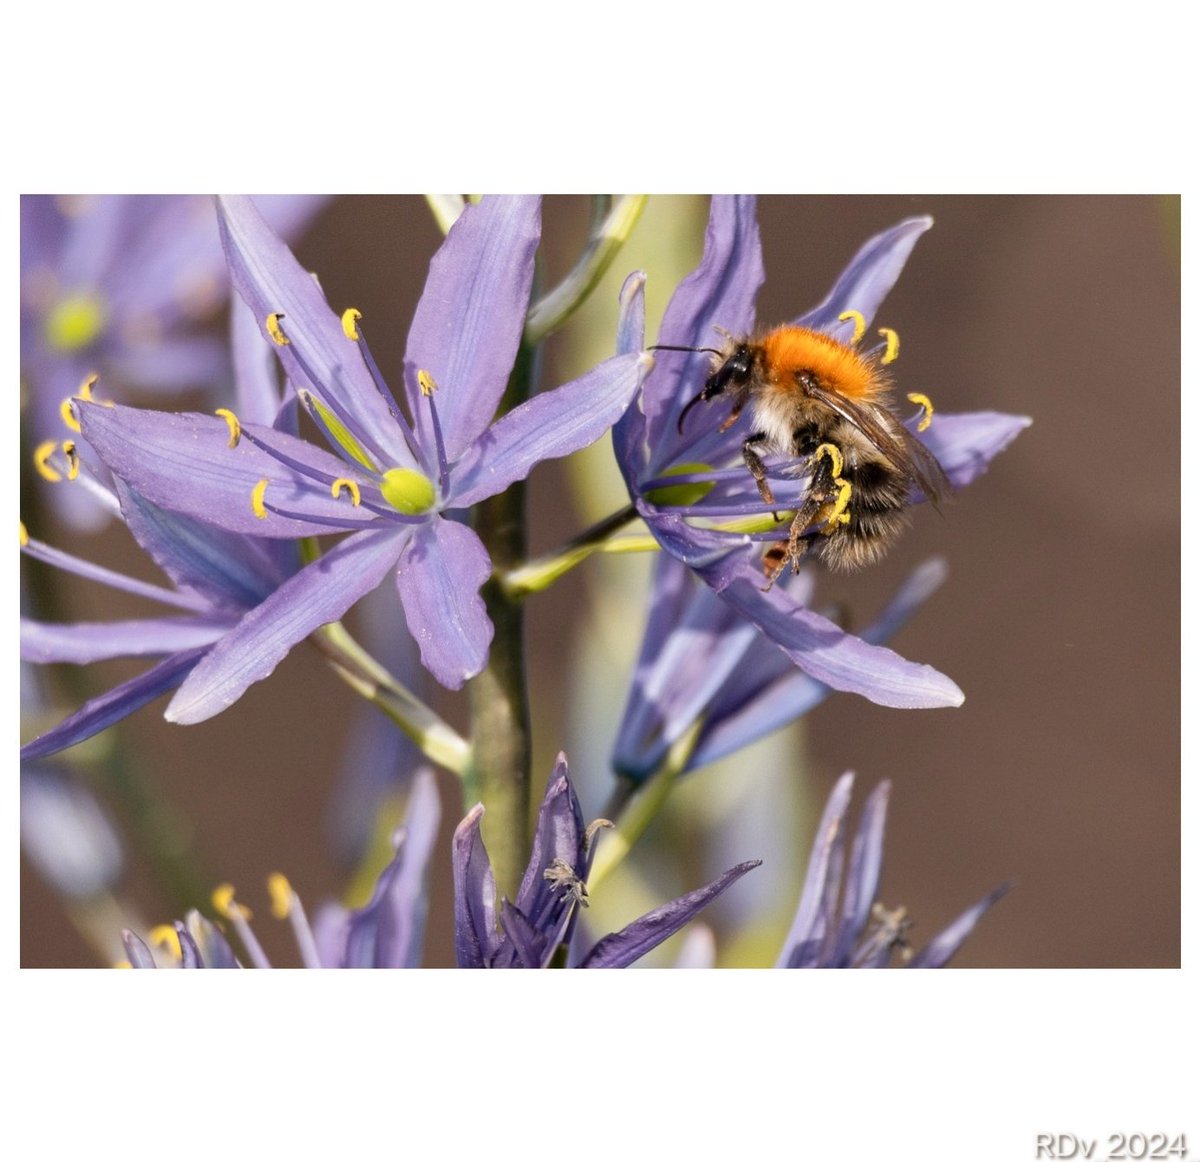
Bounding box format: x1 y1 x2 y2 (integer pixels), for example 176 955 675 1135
215 408 242 448
341 307 362 341
212 883 252 921
266 312 290 346
331 477 362 506
906 392 935 432
251 478 270 520
879 328 900 365
838 309 867 345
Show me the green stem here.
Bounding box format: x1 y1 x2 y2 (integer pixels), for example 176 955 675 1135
466 341 537 898
311 621 470 777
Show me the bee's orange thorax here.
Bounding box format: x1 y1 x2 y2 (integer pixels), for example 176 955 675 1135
759 326 886 404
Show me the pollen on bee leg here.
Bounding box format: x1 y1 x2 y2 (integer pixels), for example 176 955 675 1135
818 479 853 534
214 408 242 448
61 441 80 480
331 477 361 506
148 924 183 961
341 307 362 341
33 440 64 482
878 328 900 365
906 392 934 431
251 478 270 519
813 442 845 479
838 309 867 345
265 312 290 346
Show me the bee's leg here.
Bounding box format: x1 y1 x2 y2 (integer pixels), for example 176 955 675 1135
761 491 823 590
741 432 778 510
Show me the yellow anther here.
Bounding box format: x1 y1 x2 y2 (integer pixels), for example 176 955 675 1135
33 441 63 482
212 883 252 922
59 396 82 433
331 477 362 506
266 312 290 346
838 309 867 345
112 959 132 970
19 521 29 546
267 873 293 920
77 372 100 401
879 327 900 364
149 924 183 959
417 369 438 397
906 392 935 432
341 307 362 340
62 441 80 480
215 408 242 448
251 478 270 519
813 442 845 479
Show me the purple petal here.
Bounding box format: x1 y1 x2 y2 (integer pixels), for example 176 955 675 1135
633 195 763 472
395 517 493 689
183 912 241 968
795 217 934 338
449 352 648 508
617 270 646 358
165 526 408 724
917 411 1032 489
114 478 294 610
580 860 761 968
498 901 545 968
107 334 228 393
20 615 228 664
404 196 541 459
831 781 891 967
514 758 586 921
217 196 416 470
691 559 949 769
452 804 500 968
80 403 384 538
21 648 208 761
777 772 855 967
907 882 1011 968
339 768 441 968
122 930 157 968
231 295 283 426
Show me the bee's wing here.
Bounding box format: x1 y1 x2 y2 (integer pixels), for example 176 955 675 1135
802 380 952 503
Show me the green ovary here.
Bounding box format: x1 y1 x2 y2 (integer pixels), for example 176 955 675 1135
44 294 106 351
380 468 436 514
643 462 716 507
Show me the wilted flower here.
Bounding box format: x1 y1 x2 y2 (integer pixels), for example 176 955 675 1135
614 197 1029 709
778 772 1008 968
78 195 650 718
614 554 951 782
453 754 760 967
21 195 329 526
123 769 440 968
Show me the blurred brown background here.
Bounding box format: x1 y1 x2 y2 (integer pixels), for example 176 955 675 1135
20 195 1180 968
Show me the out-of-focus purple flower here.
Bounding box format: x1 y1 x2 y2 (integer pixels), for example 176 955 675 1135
778 772 1008 968
20 304 302 761
614 553 951 782
78 195 650 715
613 198 1030 710
123 768 441 968
21 195 329 527
452 754 760 967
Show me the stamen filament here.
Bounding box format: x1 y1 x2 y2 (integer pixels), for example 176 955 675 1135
212 883 272 969
344 312 419 451
417 370 450 497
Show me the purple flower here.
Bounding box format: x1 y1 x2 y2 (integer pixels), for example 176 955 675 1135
614 197 1030 710
614 554 952 782
123 768 441 968
778 772 1008 968
452 754 760 967
21 195 329 527
78 195 650 716
20 303 302 761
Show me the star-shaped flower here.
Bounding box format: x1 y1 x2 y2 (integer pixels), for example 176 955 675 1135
614 197 1029 709
78 196 650 720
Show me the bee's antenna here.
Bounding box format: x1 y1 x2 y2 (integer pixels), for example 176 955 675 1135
649 344 723 356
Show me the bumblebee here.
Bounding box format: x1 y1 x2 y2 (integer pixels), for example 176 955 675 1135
674 314 950 584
